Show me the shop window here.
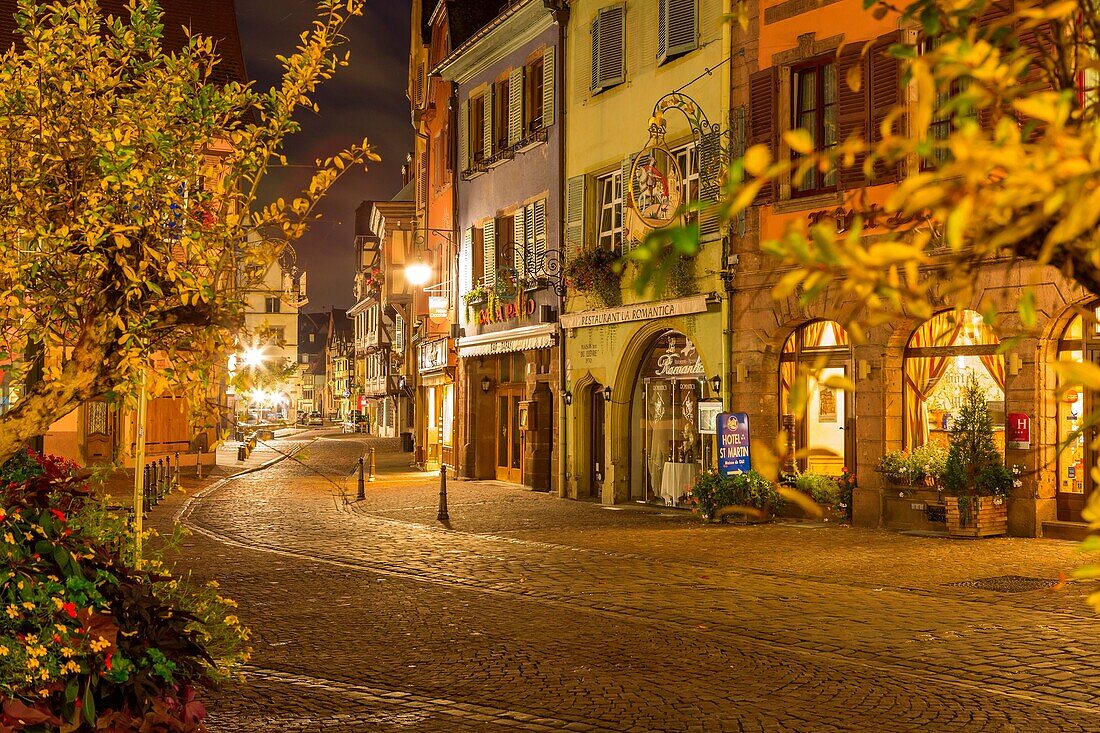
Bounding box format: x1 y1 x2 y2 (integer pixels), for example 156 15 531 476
780 321 851 475
1055 304 1100 521
634 331 712 506
903 310 1004 451
790 58 838 195
596 170 623 250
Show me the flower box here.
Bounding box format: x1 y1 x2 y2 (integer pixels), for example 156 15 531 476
943 495 1007 537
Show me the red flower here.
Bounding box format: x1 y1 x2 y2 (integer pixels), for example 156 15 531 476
62 602 77 618
50 509 66 522
104 653 113 671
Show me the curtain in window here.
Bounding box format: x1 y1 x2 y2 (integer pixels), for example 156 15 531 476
904 313 963 448
975 319 1006 390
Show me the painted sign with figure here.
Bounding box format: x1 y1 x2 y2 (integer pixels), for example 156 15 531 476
718 412 751 475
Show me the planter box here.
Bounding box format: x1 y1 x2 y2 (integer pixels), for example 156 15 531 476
943 495 1007 537
884 486 946 533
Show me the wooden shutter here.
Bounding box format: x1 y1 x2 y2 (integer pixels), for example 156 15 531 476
532 199 546 275
542 46 555 127
698 127 723 237
458 99 469 172
416 150 428 211
835 43 868 190
592 5 625 91
483 219 496 287
977 1 1013 130
660 0 697 63
620 154 637 252
460 227 474 298
514 209 527 280
1016 17 1054 138
414 62 426 108
509 67 525 146
483 86 494 157
565 175 587 259
869 31 904 183
747 67 778 205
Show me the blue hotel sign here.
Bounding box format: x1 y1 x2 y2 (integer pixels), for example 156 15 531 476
718 412 751 475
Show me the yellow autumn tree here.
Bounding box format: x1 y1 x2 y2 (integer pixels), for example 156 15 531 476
0 0 377 464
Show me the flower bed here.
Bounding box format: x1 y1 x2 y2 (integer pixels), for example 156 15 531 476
0 450 249 731
689 469 785 522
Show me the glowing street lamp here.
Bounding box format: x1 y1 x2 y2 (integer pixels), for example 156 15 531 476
241 346 266 369
405 260 432 287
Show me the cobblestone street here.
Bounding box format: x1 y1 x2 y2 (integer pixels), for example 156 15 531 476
157 432 1100 732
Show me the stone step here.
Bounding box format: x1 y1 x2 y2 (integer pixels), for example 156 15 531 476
1041 520 1089 542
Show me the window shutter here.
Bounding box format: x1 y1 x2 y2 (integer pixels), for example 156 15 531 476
620 154 638 252
483 219 496 287
747 67 778 205
1016 18 1054 138
483 86 494 157
513 209 527 280
416 150 428 211
458 99 469 172
460 227 474 298
869 31 904 183
977 1 1013 131
542 47 555 127
698 127 724 237
532 200 546 275
509 67 525 147
592 5 625 91
835 43 868 190
415 62 426 108
660 0 697 63
565 175 587 259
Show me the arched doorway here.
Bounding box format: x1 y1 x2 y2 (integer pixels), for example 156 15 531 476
1056 306 1100 521
631 330 710 506
903 310 1005 450
587 382 606 500
780 320 853 475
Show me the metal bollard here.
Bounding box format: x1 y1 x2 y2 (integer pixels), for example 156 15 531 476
237 444 246 461
357 457 365 501
368 447 376 483
437 464 449 522
174 452 180 488
195 450 202 479
142 465 151 513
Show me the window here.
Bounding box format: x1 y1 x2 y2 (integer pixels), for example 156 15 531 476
658 0 697 64
264 296 281 313
308 333 315 343
919 37 971 170
673 143 700 211
470 94 486 162
493 78 509 153
596 170 623 251
526 56 544 131
591 5 625 92
496 214 514 272
791 59 838 194
780 321 852 475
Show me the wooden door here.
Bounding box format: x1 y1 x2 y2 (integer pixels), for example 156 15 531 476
496 386 523 483
589 386 605 499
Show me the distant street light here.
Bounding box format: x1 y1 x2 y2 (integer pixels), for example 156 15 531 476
405 260 432 287
241 346 265 369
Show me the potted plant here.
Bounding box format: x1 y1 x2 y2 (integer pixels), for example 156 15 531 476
940 375 1013 537
462 283 490 314
564 247 622 307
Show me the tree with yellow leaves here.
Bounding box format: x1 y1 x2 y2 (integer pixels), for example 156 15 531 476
0 0 377 464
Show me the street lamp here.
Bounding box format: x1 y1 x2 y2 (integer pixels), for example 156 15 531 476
405 260 432 287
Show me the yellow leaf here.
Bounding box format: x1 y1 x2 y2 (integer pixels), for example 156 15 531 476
783 129 815 155
744 144 771 177
1052 360 1100 391
1011 93 1063 125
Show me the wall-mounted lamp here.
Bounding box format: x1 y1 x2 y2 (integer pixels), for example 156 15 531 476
1008 352 1022 377
710 375 722 393
603 385 613 402
480 375 492 394
563 390 573 406
858 359 871 381
734 363 748 383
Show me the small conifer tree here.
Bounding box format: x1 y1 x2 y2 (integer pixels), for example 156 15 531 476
942 374 1013 523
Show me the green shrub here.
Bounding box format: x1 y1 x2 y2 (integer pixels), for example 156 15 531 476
877 442 949 487
690 469 784 521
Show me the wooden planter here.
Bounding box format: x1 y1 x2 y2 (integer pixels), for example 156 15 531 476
943 495 1007 537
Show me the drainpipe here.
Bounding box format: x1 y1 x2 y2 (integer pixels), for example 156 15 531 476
447 81 467 478
547 1 569 498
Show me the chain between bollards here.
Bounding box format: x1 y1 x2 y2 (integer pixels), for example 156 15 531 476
357 457 365 501
368 447 376 482
437 464 449 522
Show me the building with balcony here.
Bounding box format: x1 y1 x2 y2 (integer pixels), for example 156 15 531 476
436 0 566 489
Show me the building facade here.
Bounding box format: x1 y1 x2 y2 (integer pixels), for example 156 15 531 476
437 0 566 489
561 0 731 505
323 309 353 421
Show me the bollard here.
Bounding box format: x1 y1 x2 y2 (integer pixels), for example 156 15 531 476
174 452 180 489
142 465 151 513
237 444 246 461
368 447 376 483
195 450 202 479
357 457 365 501
437 464 449 522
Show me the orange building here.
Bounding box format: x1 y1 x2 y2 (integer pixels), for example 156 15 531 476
731 0 1090 537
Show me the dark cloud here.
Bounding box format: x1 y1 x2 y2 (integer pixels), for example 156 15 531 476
235 0 412 310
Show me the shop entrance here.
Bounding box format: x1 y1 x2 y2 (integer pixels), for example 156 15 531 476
496 385 524 483
1057 309 1099 522
588 384 605 499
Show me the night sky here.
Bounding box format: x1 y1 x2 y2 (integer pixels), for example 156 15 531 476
234 0 412 311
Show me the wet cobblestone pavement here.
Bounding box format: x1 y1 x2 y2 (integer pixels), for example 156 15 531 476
156 432 1100 732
